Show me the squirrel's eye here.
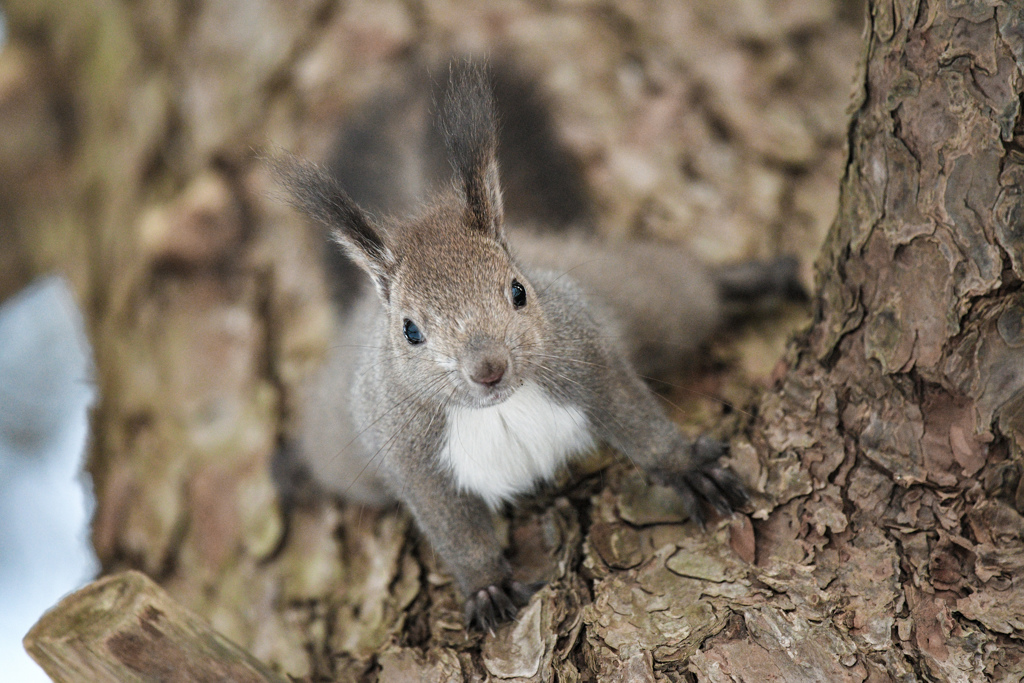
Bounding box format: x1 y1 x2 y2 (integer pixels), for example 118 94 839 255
511 280 527 309
403 319 424 345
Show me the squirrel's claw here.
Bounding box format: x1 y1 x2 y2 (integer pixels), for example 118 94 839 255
707 464 750 509
655 436 749 529
464 579 543 632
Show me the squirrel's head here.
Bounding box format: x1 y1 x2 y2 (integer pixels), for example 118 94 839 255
274 62 551 408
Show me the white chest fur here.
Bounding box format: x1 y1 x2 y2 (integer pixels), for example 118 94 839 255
442 381 595 508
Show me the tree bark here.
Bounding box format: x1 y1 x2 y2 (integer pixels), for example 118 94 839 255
7 0 1023 681
731 3 1024 680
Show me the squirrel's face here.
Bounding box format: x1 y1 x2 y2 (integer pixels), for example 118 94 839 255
386 226 548 409
273 62 534 411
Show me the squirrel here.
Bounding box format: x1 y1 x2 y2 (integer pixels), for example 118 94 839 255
271 62 804 632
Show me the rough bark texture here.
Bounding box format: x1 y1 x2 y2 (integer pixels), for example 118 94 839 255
7 0 1023 681
745 2 1024 680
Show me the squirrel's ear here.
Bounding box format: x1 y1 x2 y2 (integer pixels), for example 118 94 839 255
441 61 504 240
270 154 396 299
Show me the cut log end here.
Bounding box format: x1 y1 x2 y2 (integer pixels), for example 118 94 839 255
23 570 288 683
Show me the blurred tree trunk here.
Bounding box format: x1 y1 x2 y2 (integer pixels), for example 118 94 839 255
4 0 1024 681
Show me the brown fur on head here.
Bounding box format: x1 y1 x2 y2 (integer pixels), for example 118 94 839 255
273 63 552 409
387 197 549 407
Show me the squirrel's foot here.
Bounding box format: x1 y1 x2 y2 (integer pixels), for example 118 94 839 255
464 579 543 633
654 436 750 530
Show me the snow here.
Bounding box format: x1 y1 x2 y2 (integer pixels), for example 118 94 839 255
0 278 98 682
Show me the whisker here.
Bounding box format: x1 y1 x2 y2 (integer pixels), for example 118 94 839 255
343 377 451 496
531 257 610 296
328 372 447 467
517 347 753 418
519 358 643 477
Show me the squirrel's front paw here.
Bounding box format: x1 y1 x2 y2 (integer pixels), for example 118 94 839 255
655 436 750 530
464 579 543 632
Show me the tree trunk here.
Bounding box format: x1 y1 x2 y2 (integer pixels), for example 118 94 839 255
6 0 1022 681
733 3 1024 680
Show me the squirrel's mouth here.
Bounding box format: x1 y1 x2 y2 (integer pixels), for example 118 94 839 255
465 381 519 409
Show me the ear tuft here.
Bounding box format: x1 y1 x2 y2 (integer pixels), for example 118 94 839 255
440 61 504 238
268 152 395 297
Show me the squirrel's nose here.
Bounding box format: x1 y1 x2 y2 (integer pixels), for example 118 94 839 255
469 358 507 387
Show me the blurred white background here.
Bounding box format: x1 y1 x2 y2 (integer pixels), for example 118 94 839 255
0 276 98 682
1 9 99 681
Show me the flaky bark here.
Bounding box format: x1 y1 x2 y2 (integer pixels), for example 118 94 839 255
721 2 1024 680
9 0 1024 681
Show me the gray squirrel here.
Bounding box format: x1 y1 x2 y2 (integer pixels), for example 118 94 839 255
272 63 803 631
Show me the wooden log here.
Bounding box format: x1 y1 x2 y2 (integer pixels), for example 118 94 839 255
23 570 289 683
